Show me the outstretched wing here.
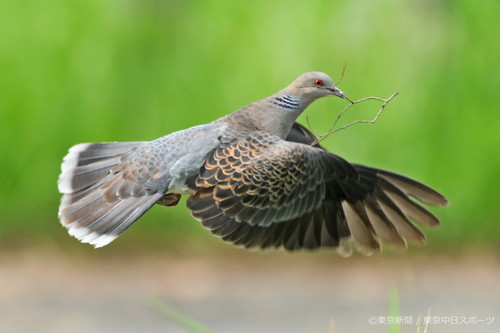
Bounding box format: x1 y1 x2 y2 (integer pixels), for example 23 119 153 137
186 131 448 254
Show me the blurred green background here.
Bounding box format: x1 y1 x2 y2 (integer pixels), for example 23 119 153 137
0 0 498 253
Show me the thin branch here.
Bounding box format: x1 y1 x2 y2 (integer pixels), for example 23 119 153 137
310 92 399 146
305 116 318 137
336 63 348 86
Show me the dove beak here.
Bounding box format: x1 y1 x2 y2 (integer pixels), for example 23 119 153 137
328 87 345 99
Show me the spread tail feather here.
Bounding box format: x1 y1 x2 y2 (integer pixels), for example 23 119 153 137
58 142 144 193
57 141 163 248
60 193 163 247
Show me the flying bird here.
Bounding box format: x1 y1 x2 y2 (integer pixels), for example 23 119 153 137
58 72 448 255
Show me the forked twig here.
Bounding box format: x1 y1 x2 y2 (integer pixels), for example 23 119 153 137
310 92 399 146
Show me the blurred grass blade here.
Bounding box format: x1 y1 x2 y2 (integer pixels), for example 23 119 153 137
149 296 218 333
388 286 399 333
423 308 431 333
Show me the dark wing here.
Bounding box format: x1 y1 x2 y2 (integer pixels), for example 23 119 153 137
186 131 448 254
286 122 322 148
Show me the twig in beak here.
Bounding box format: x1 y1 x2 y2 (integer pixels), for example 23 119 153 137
310 92 399 146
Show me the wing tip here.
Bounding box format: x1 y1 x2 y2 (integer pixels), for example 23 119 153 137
439 197 451 207
377 172 449 207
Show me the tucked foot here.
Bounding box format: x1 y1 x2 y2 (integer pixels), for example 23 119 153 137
157 193 181 207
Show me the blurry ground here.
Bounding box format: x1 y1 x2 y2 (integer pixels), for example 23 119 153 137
0 247 498 333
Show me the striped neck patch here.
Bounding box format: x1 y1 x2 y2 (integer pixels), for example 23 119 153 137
271 95 301 110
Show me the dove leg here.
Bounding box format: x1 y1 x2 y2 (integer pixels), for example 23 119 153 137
157 193 181 207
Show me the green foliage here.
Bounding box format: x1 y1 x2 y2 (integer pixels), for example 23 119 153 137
0 0 498 249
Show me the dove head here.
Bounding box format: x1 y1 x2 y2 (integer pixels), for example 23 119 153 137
286 72 345 102
228 71 346 139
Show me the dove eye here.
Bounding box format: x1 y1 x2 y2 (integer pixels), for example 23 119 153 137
314 79 323 87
